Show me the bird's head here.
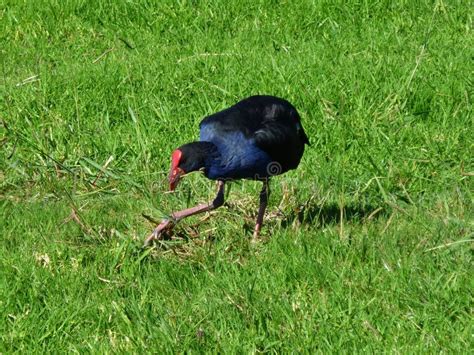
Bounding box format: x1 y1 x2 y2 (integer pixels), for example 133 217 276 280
168 142 219 191
169 149 185 191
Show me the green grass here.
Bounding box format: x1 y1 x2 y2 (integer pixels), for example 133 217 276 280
1 0 473 352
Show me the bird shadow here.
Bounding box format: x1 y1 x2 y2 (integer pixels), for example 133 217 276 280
279 200 386 229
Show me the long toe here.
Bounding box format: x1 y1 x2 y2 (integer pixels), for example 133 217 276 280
143 219 173 246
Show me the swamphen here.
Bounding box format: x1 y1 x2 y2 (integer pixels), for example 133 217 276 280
144 95 309 246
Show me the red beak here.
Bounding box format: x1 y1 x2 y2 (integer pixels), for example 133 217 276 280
169 167 184 191
169 149 184 191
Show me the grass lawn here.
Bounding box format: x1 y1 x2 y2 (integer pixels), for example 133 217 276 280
1 0 472 352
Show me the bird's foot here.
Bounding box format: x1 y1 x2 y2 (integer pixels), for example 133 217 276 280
143 219 175 247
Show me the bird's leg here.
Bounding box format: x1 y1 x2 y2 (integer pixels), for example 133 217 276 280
171 180 225 222
144 181 225 246
253 179 270 239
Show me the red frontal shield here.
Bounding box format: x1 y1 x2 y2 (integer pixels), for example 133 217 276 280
169 150 184 191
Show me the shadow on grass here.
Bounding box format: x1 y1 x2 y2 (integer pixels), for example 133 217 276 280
280 201 387 228
140 200 388 252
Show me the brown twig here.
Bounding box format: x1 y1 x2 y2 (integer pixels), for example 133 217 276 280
92 155 114 186
62 207 92 234
92 47 115 64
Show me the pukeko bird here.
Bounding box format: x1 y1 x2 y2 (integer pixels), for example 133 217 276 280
144 95 309 246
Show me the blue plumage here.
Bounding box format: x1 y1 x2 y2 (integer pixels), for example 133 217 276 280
145 95 310 245
200 126 273 180
193 95 309 181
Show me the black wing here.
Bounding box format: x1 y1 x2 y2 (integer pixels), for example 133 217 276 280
200 95 309 172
